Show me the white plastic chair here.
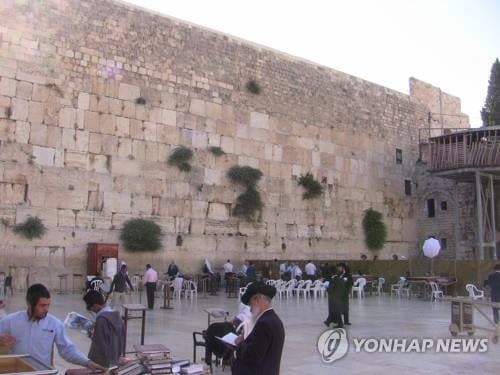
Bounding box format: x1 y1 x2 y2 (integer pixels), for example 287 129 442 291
429 281 444 301
466 284 484 300
284 279 297 298
351 278 366 299
172 277 184 299
311 280 326 298
390 279 409 298
375 277 385 296
90 279 104 293
182 280 198 299
293 280 306 297
297 280 312 299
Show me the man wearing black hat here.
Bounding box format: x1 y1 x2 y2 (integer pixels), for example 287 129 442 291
232 282 285 375
324 264 346 328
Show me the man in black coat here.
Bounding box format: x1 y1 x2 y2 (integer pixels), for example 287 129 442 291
485 263 500 323
324 265 346 328
232 282 285 375
338 263 353 325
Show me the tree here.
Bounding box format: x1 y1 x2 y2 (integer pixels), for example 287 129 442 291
362 209 387 251
481 58 500 127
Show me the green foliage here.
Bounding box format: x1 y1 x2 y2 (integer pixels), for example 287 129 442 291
135 96 146 105
227 166 263 189
233 187 263 221
363 209 387 251
298 173 323 199
481 58 500 126
208 146 225 157
228 165 264 221
13 216 46 240
120 218 162 252
246 79 261 95
168 146 193 172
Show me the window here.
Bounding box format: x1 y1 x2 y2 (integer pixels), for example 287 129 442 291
405 180 412 196
441 238 447 249
396 149 403 164
441 201 447 211
427 199 435 218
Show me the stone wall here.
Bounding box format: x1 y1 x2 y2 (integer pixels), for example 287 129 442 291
0 0 469 287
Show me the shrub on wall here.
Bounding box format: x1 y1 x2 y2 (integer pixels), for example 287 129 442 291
13 216 46 240
298 173 323 199
227 165 264 221
168 146 193 172
208 146 225 157
120 218 162 252
245 79 261 95
363 209 387 251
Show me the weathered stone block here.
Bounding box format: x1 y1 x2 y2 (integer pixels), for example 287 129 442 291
207 202 229 221
118 83 140 101
104 191 131 213
161 109 176 126
189 99 205 116
191 200 208 219
250 112 269 129
116 116 130 137
64 150 87 169
99 114 116 134
59 107 76 128
77 92 90 110
143 121 157 141
32 145 55 166
130 119 144 140
15 121 30 144
11 98 28 121
84 111 100 132
88 154 109 173
0 77 16 97
28 101 44 123
17 81 32 100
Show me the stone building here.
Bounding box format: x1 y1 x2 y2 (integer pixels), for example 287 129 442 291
0 0 472 289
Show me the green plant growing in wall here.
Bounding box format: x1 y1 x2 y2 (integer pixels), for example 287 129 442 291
227 166 263 189
227 165 264 221
298 172 323 199
208 146 225 157
168 146 193 172
245 79 261 95
362 208 387 251
120 218 163 252
13 216 47 240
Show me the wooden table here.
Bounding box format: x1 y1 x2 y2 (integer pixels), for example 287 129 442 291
122 304 147 346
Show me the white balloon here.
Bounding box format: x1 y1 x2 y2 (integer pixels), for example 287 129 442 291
422 238 441 258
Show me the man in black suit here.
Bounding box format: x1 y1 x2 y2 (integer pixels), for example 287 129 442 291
485 263 500 323
232 282 285 375
324 264 346 328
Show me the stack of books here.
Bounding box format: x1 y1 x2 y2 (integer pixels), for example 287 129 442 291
134 344 172 374
114 360 144 375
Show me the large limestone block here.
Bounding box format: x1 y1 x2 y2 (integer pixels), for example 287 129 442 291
192 130 208 148
220 136 234 153
161 109 176 126
191 200 208 219
0 77 16 97
250 112 269 129
111 157 141 176
205 102 222 120
88 154 110 173
59 107 76 128
100 114 116 134
118 83 140 101
64 150 88 169
189 98 205 116
143 121 157 141
0 182 25 205
104 192 131 213
131 194 151 215
32 145 55 166
116 116 130 137
77 92 90 110
84 111 100 132
11 98 28 121
207 202 229 221
204 169 221 185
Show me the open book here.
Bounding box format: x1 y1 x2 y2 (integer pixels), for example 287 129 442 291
215 332 239 347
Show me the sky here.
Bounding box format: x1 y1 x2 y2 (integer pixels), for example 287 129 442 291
122 0 499 127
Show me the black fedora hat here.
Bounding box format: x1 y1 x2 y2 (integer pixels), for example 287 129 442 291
241 282 277 305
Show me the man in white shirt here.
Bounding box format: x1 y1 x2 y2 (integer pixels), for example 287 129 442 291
144 264 158 309
291 264 303 280
224 259 234 275
279 262 287 279
305 260 317 280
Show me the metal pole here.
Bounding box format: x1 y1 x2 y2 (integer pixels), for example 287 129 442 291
490 175 497 260
476 171 484 260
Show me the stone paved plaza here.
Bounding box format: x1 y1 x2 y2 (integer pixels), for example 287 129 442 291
3 290 500 374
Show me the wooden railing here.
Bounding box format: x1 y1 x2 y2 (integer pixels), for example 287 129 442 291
427 127 500 171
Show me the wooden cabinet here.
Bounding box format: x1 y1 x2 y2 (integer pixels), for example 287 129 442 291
87 243 119 275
